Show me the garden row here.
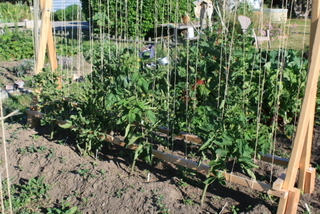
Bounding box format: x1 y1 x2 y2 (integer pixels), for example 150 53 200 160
29 29 309 203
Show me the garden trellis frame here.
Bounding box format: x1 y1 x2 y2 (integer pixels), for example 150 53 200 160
27 0 318 213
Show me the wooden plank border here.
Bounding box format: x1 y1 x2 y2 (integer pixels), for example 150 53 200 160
102 133 288 198
26 109 288 198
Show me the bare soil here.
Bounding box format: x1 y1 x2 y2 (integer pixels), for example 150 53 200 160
0 60 319 214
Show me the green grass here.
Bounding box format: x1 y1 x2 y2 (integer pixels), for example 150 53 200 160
253 18 311 51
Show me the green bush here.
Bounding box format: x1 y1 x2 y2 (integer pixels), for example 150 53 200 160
0 27 34 60
81 0 193 37
54 4 86 21
0 2 31 23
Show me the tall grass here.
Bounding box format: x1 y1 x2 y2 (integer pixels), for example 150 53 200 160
0 3 32 23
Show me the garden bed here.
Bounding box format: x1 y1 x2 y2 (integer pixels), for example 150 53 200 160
1 122 319 213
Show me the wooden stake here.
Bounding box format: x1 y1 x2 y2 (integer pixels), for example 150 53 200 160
33 0 39 58
282 9 320 191
272 173 286 191
297 0 320 191
40 1 61 89
298 122 314 191
277 2 320 213
304 167 316 194
35 0 52 74
285 188 300 214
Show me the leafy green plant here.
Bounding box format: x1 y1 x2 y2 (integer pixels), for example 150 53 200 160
47 202 79 214
155 194 170 214
2 176 50 213
59 156 66 163
77 168 89 177
0 2 31 23
231 205 240 214
32 21 310 208
182 197 194 205
0 27 34 60
177 179 188 187
81 0 192 37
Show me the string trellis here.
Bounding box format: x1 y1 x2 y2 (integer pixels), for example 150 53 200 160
23 0 317 213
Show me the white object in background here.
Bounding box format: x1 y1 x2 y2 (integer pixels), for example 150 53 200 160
187 27 195 38
158 57 169 65
0 91 9 101
14 80 25 89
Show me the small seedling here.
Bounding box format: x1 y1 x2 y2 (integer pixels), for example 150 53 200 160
31 134 40 141
77 169 89 176
17 147 27 155
59 156 66 163
58 169 67 174
182 198 194 205
230 205 239 214
99 169 106 175
155 195 169 214
177 179 188 187
91 161 98 168
79 163 87 168
11 130 19 139
81 197 88 206
114 188 127 198
46 148 55 158
138 187 145 193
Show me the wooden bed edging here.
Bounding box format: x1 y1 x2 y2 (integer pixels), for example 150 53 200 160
26 109 289 198
26 109 290 166
103 133 288 198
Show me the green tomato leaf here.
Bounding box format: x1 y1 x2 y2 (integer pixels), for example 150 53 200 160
127 134 141 146
146 110 156 124
58 120 72 129
203 176 216 185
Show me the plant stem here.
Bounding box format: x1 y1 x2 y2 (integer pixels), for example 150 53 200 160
131 159 136 174
200 182 209 206
201 166 214 206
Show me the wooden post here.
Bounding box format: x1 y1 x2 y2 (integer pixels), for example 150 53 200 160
28 0 60 127
33 0 39 59
35 0 52 74
297 0 320 192
285 188 300 214
277 1 320 213
283 0 320 192
39 0 61 89
304 167 316 194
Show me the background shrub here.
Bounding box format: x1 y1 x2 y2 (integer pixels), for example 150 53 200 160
81 0 193 37
0 27 34 60
54 4 86 21
0 2 31 23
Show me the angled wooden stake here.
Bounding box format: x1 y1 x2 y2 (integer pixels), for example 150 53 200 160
297 0 320 193
28 0 60 127
35 0 61 88
35 0 52 74
277 1 320 213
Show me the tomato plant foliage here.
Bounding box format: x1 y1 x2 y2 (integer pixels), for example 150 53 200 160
35 27 308 186
0 27 34 60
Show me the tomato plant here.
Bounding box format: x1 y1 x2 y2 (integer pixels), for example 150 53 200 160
34 24 308 204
